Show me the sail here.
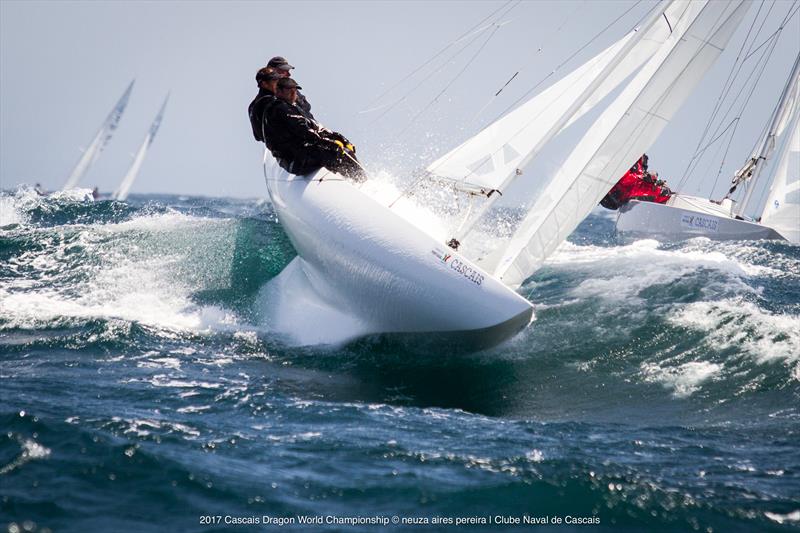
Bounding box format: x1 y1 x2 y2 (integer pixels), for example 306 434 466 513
426 3 682 194
425 33 636 190
488 0 749 288
63 80 135 190
113 94 169 202
427 1 695 242
760 95 800 243
735 54 800 214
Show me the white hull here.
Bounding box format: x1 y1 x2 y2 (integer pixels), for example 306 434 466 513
261 163 534 349
616 195 786 241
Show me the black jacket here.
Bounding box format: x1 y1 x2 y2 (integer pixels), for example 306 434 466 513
263 98 331 163
248 88 276 142
296 91 313 120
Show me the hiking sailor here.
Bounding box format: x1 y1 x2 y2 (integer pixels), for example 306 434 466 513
263 77 366 181
248 66 280 143
267 56 314 119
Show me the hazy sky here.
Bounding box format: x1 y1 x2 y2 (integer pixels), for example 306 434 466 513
1 0 798 206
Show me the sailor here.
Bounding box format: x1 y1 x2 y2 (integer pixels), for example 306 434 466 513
600 154 672 210
248 67 281 143
267 56 314 119
265 77 366 180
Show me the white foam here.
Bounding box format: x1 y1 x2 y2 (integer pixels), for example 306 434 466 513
765 510 800 524
667 300 800 371
0 210 247 336
641 361 722 398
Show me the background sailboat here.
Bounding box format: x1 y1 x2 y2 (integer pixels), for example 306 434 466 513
62 80 134 191
112 93 169 202
615 52 799 242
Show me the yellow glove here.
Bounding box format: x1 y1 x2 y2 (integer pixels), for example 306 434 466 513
345 142 355 153
333 140 345 151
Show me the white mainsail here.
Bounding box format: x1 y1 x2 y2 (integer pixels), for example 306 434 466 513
62 80 135 190
486 0 749 287
760 91 800 243
113 94 169 202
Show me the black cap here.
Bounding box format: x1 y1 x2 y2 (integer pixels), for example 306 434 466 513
256 67 281 83
267 56 294 71
277 77 302 90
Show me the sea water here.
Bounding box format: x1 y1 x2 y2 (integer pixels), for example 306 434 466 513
1 187 798 532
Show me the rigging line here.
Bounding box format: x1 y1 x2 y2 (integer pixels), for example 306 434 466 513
677 0 771 189
468 0 587 125
702 34 779 189
367 1 521 126
718 33 784 202
361 0 514 111
678 4 788 189
396 22 504 137
744 1 800 161
703 0 798 193
708 32 782 199
387 22 509 207
485 0 650 128
709 120 741 197
427 0 661 181
366 23 501 125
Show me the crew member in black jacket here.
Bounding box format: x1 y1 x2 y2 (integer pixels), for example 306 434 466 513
247 67 280 143
263 78 365 180
267 56 314 119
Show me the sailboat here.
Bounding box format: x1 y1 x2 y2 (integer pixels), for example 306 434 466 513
112 94 169 202
615 53 800 242
62 80 134 191
261 0 749 348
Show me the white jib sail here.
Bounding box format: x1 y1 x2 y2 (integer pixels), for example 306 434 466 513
489 0 749 288
63 80 135 190
425 2 680 195
113 94 169 202
760 93 800 243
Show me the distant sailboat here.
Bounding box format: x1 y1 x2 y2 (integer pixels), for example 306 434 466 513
113 94 169 202
615 53 799 242
62 80 134 191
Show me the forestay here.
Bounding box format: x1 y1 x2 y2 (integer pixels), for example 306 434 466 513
63 80 135 191
113 94 169 202
760 91 800 243
486 0 749 288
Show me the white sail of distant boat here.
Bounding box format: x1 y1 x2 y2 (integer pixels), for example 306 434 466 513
62 80 135 191
760 79 800 242
113 94 169 202
426 0 749 288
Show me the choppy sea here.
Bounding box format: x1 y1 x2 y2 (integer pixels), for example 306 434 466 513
1 186 798 532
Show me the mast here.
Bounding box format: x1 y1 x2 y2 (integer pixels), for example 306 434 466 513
62 80 135 190
113 93 169 201
734 53 800 216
